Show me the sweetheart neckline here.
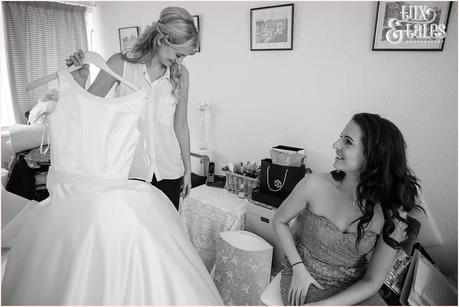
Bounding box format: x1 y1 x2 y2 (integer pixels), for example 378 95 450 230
304 207 379 237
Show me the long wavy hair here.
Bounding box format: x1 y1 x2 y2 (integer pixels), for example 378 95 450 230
332 113 423 249
122 7 199 98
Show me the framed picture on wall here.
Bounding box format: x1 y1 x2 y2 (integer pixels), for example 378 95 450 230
118 26 139 52
250 3 294 51
193 15 200 52
372 1 452 51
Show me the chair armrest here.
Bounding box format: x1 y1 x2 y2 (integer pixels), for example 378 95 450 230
190 152 210 177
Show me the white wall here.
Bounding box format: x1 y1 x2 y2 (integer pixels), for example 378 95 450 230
87 1 458 275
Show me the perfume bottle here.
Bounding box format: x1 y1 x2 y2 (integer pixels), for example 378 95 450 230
238 183 245 198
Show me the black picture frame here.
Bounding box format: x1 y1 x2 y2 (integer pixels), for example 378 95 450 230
250 3 294 51
193 15 200 52
118 26 139 52
372 1 452 51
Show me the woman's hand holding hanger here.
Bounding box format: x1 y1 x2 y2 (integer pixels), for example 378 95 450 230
64 49 125 96
65 49 89 88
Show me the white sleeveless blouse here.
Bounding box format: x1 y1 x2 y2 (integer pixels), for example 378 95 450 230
115 61 184 181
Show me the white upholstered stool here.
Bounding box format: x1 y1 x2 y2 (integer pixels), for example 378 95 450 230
213 230 273 305
260 272 283 306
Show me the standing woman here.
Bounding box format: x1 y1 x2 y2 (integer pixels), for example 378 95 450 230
272 113 423 305
67 6 198 209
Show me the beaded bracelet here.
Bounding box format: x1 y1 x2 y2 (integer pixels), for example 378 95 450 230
290 261 303 268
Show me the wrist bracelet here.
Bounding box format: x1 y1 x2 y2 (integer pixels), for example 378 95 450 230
290 261 303 268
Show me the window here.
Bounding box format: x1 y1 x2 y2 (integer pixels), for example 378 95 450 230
2 1 88 124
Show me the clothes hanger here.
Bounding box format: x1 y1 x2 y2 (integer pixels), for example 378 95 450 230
25 51 140 92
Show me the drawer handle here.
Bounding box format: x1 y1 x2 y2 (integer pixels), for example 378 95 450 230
261 217 270 223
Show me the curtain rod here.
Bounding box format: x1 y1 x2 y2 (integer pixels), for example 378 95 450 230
58 1 96 8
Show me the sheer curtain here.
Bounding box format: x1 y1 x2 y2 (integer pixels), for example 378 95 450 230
1 3 15 127
3 1 88 124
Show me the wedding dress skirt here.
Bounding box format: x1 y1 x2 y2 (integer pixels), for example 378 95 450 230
1 69 223 305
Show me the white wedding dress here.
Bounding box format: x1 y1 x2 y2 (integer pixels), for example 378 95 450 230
1 70 223 305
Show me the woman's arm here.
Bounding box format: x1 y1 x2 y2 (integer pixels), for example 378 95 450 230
173 65 192 198
316 211 408 306
273 176 311 266
67 50 124 98
273 175 324 305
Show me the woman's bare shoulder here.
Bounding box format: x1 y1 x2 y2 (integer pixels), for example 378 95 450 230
300 172 334 191
309 172 337 186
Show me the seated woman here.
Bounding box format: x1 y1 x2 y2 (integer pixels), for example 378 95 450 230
272 112 423 305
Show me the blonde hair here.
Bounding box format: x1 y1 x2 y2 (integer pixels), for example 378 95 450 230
123 7 199 98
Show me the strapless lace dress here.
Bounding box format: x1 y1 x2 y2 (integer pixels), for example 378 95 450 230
280 207 380 305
